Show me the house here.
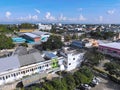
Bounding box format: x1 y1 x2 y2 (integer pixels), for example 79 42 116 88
71 40 92 48
58 47 84 71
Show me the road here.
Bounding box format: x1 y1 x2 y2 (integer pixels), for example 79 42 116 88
91 76 120 90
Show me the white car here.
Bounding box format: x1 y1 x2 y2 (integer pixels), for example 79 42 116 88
80 84 91 90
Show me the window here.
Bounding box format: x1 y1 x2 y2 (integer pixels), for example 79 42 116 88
14 73 16 77
69 63 71 65
3 77 5 80
46 64 48 67
73 58 75 60
6 76 8 79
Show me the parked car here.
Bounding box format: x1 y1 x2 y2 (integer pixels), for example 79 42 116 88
80 84 91 90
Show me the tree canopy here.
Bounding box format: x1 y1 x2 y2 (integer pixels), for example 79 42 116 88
19 23 38 29
0 34 14 49
42 35 63 50
104 62 120 77
84 48 104 66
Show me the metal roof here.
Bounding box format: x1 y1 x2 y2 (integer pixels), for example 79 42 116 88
0 55 20 73
18 52 45 67
32 31 49 36
24 33 40 38
0 52 45 73
99 42 120 50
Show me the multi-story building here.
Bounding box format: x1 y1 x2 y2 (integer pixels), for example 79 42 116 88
98 42 120 58
0 51 64 86
38 23 52 31
58 47 84 71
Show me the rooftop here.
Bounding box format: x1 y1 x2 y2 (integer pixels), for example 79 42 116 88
32 31 50 36
0 52 45 73
99 42 120 50
24 33 40 38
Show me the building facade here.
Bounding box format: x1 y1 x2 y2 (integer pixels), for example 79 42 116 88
38 23 52 30
0 52 64 86
58 47 84 71
98 42 120 58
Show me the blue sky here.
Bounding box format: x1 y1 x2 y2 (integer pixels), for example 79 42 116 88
1 0 120 23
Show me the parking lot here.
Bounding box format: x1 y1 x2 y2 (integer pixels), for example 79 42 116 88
91 76 120 90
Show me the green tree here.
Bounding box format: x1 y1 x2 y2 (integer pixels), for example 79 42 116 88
72 34 78 40
104 62 120 77
42 35 63 50
43 82 54 90
64 74 76 90
51 78 67 90
0 34 14 49
20 43 28 47
84 48 104 66
19 23 38 29
64 35 71 42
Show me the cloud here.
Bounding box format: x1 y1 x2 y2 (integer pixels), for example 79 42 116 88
59 14 66 21
78 8 83 11
17 14 38 21
45 12 56 21
99 16 103 22
5 11 11 19
34 9 40 14
107 9 115 15
79 14 86 21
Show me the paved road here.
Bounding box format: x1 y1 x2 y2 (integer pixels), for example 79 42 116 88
91 76 120 90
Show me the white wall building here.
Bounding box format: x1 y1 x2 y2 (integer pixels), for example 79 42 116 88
38 23 52 30
0 52 64 86
58 47 84 71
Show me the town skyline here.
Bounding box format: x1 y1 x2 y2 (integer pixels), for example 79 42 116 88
1 0 120 24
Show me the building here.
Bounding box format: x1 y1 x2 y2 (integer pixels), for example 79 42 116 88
38 23 52 30
12 37 26 44
0 51 64 86
32 31 50 42
19 29 35 33
58 47 84 71
71 40 92 48
98 42 120 58
22 33 40 44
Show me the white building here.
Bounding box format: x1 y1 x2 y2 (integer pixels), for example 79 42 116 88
58 47 84 71
38 23 52 30
0 52 64 86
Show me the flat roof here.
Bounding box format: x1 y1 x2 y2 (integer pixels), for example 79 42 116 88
99 42 120 50
24 33 40 38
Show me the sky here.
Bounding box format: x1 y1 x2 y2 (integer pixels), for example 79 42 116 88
1 0 120 24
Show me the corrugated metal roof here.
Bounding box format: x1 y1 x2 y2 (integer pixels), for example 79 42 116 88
18 52 45 67
24 33 40 38
32 31 49 36
0 52 45 73
0 55 20 73
99 42 120 50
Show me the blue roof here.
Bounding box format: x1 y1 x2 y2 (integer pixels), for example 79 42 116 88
45 53 57 59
